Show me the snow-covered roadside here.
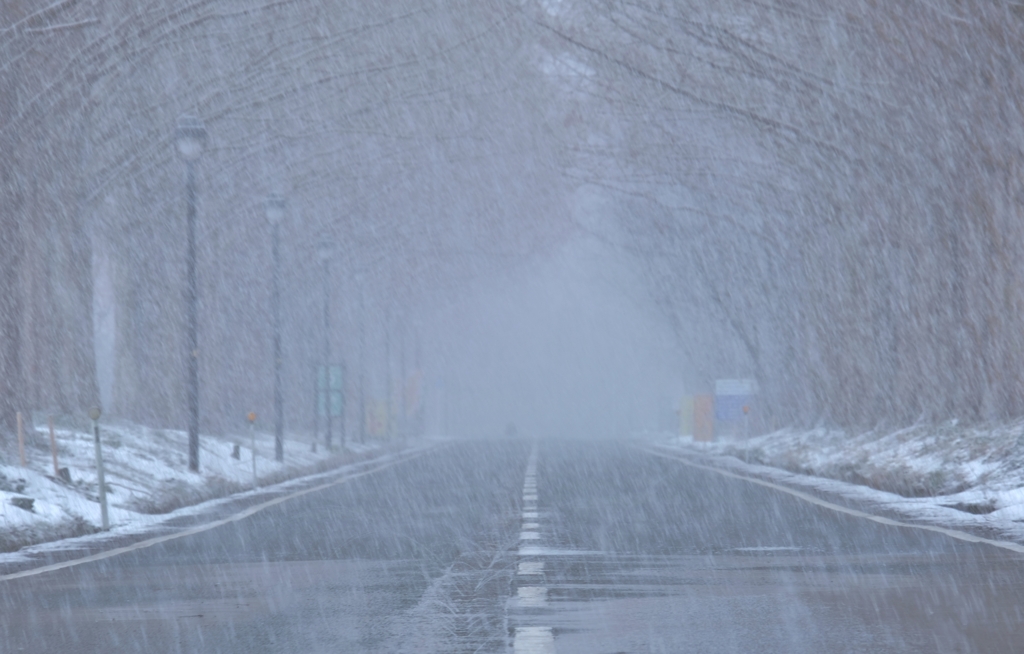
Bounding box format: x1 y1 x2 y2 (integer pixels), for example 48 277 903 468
656 421 1024 544
0 419 413 553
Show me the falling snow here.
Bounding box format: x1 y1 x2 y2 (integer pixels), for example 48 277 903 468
4 1 1024 652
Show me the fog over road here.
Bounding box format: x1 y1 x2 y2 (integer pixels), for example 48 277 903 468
1 439 1022 653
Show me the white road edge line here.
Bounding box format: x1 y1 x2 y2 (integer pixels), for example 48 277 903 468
0 447 435 582
643 445 1024 555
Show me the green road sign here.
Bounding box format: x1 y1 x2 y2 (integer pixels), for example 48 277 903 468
316 364 344 418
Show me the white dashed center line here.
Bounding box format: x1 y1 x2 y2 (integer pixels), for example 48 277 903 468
514 444 555 652
517 585 548 607
518 561 544 576
514 626 555 654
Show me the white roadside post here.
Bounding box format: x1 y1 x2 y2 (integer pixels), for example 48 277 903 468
248 412 258 489
89 407 109 530
16 411 25 467
48 415 59 477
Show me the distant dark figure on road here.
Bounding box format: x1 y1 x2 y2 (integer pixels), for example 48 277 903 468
504 423 518 438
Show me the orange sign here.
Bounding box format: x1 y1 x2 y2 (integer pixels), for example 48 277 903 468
694 395 714 442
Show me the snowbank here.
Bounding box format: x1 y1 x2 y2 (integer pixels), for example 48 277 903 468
0 419 398 552
661 420 1024 542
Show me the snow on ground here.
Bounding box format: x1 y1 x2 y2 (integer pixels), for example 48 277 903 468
659 420 1024 543
0 417 404 553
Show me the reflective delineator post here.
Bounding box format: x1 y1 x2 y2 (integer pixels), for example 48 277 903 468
16 411 25 467
48 415 59 477
248 412 258 489
89 407 109 530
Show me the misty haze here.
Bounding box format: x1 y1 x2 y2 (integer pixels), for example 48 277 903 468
3 1 1024 652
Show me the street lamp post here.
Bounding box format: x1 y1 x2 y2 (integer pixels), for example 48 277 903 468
385 304 392 440
176 115 207 473
318 242 333 450
266 194 286 462
399 315 407 439
356 273 366 444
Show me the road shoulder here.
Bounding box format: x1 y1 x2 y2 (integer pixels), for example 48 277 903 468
644 440 1024 553
0 439 444 580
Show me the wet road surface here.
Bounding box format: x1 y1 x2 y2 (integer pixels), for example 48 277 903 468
2 438 1024 652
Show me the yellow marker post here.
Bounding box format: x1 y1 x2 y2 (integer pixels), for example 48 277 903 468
679 396 694 437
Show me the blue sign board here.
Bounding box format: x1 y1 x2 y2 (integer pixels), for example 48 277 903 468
714 379 757 422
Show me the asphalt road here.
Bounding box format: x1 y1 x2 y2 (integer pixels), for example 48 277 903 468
2 438 1024 653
